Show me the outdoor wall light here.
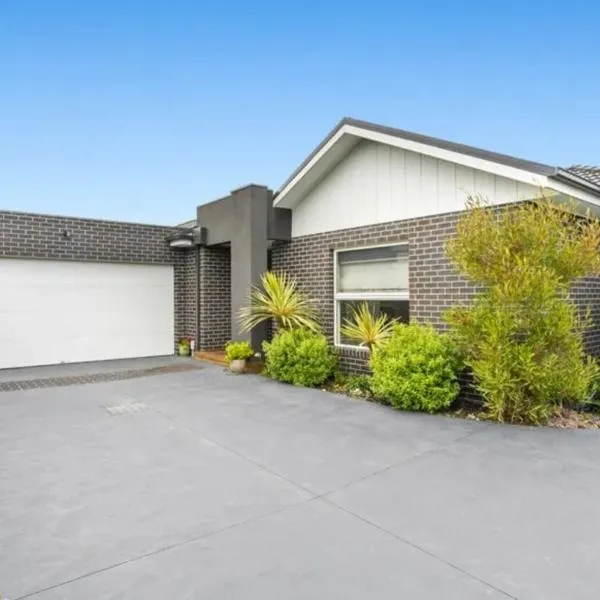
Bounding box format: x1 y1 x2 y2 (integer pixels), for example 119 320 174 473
166 225 206 248
168 236 194 248
166 229 195 248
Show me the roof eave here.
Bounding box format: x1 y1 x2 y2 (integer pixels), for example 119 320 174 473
276 117 349 197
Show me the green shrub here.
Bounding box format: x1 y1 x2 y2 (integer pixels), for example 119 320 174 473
225 340 255 361
582 368 600 412
344 374 373 395
445 196 600 424
370 323 459 412
263 328 337 387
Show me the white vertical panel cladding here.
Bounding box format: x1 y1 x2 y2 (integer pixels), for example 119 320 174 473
420 155 439 216
495 177 517 202
437 159 456 209
455 165 476 201
404 150 421 219
474 170 496 200
291 140 540 237
389 145 406 219
375 143 391 224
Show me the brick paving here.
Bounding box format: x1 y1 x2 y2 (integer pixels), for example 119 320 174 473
0 362 202 392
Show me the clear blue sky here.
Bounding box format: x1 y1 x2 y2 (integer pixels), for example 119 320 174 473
1 1 599 225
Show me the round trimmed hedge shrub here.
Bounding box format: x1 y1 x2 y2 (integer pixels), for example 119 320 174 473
263 328 337 387
370 323 459 412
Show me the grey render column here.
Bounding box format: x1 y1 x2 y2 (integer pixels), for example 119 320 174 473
229 185 270 350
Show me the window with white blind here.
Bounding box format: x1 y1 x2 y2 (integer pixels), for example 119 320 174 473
334 244 409 346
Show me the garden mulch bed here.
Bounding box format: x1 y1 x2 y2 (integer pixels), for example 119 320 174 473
547 409 600 429
451 406 600 429
325 381 600 430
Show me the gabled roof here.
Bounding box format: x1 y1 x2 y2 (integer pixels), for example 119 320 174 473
274 117 600 208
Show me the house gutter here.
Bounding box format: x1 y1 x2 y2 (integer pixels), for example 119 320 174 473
552 169 600 198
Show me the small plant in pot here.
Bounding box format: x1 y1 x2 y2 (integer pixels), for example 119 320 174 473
225 341 255 374
178 337 192 357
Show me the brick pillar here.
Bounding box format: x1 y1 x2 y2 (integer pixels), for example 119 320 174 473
173 247 199 348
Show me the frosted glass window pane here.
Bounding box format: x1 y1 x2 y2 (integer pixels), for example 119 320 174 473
337 245 408 293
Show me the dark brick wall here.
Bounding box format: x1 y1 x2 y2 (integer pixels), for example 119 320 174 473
271 211 473 373
0 210 178 263
338 346 371 375
175 248 198 343
271 210 600 373
198 245 231 350
572 277 600 356
0 210 197 348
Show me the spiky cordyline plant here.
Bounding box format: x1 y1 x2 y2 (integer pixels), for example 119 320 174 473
340 302 396 351
239 271 320 332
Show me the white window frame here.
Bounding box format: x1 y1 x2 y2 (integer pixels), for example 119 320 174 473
333 242 409 349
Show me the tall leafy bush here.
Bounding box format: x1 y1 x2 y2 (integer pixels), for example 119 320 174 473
445 196 600 424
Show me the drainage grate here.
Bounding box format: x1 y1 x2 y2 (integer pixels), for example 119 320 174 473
0 363 202 392
103 401 149 416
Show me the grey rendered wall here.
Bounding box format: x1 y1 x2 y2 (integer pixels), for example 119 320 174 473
0 210 198 348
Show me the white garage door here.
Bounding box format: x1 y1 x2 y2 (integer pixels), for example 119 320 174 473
0 259 175 369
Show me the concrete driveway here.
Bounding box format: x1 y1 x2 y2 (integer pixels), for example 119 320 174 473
1 360 599 600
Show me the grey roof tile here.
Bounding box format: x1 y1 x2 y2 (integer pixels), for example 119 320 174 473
565 165 600 187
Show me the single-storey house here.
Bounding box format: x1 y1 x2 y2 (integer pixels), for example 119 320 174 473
1 117 600 372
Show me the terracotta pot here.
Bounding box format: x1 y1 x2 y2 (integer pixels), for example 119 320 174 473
229 359 246 374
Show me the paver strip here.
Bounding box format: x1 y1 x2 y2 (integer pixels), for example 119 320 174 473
0 362 202 392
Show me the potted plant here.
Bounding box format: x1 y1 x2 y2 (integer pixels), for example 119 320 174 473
225 341 255 374
178 337 192 357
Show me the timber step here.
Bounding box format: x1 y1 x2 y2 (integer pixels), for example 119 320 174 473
194 350 264 373
193 350 228 366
